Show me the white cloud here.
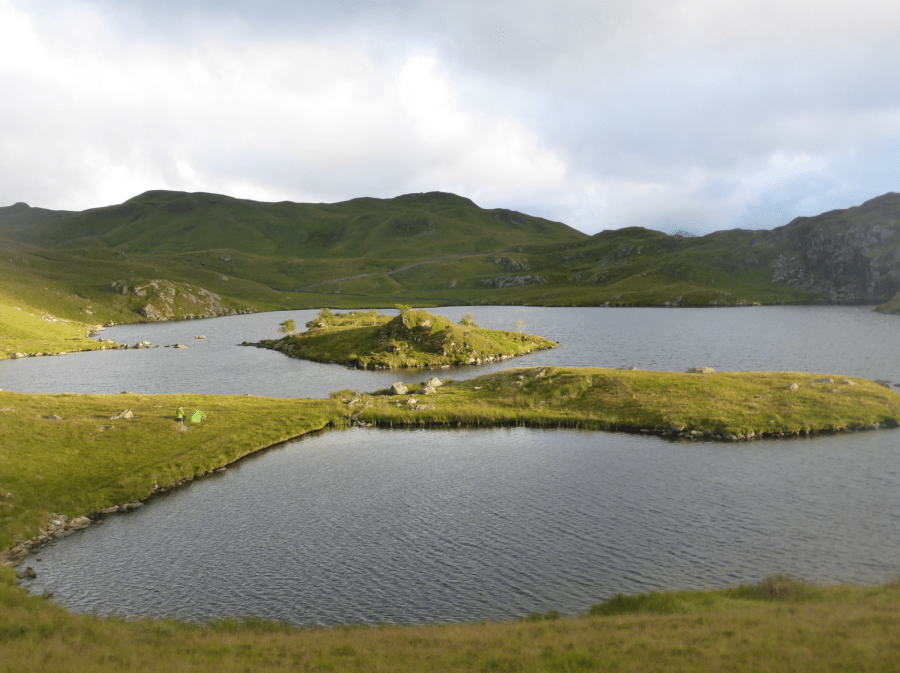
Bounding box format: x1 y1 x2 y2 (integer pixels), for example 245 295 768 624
2 0 900 233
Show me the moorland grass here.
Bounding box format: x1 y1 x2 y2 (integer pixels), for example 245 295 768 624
0 391 344 551
2 370 900 670
349 366 900 438
1 563 899 672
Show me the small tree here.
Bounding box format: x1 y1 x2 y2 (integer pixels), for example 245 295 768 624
515 319 525 333
459 313 477 327
278 319 297 336
396 304 412 327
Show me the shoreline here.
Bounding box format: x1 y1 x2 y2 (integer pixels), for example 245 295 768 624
1 422 336 570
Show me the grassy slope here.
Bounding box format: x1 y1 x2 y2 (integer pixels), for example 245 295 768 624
258 309 557 368
0 291 105 359
7 190 899 345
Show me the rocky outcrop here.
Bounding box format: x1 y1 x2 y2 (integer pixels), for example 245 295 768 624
493 257 531 272
769 194 900 303
481 274 547 289
110 279 257 321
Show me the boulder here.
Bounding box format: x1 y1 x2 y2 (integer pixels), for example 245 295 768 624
16 567 37 579
69 516 91 529
390 382 408 395
110 410 134 420
425 376 443 388
122 501 144 511
686 367 715 374
788 383 799 390
422 385 437 395
195 335 206 339
49 415 63 421
874 379 891 388
100 506 120 514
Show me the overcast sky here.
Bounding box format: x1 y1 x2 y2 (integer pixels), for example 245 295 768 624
2 0 899 235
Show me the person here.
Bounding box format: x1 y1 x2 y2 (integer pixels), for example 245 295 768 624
191 409 206 423
176 407 185 426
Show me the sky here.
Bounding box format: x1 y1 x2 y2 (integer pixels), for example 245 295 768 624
1 0 899 235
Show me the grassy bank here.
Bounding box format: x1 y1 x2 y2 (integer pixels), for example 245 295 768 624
2 378 900 669
256 308 557 369
0 391 344 553
1 565 899 672
3 367 898 553
349 366 900 439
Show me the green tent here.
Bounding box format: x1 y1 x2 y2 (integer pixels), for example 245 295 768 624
191 410 206 423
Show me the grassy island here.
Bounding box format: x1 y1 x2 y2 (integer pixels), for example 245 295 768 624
251 307 557 369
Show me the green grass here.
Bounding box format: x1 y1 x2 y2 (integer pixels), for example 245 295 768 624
349 366 900 438
1 564 899 672
2 375 900 670
258 308 557 369
0 391 344 552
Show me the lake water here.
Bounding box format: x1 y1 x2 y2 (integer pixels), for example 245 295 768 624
2 305 899 397
6 305 900 625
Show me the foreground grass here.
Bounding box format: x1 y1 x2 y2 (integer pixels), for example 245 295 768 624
0 391 344 552
2 376 900 670
1 565 899 672
350 366 900 439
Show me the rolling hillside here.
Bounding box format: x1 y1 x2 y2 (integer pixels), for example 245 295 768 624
2 189 900 359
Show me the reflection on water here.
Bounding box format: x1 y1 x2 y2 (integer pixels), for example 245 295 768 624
1 305 898 397
24 427 900 626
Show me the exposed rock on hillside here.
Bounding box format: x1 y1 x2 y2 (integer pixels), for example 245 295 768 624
481 275 547 289
109 279 257 321
769 194 900 303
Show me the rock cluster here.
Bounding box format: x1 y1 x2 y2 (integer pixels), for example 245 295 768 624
481 274 547 289
1 513 93 566
110 279 257 322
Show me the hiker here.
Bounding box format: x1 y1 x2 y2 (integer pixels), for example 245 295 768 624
191 409 206 423
176 407 185 426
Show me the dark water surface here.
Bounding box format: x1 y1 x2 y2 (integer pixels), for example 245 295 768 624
2 305 898 397
6 305 900 625
24 427 900 625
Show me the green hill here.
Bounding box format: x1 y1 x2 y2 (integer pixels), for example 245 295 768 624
3 190 900 359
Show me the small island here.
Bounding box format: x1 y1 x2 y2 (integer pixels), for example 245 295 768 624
248 307 557 369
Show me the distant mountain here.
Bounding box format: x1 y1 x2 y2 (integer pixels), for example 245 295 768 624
2 190 900 331
0 190 585 259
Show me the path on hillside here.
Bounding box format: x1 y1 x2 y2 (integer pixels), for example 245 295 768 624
294 251 500 291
